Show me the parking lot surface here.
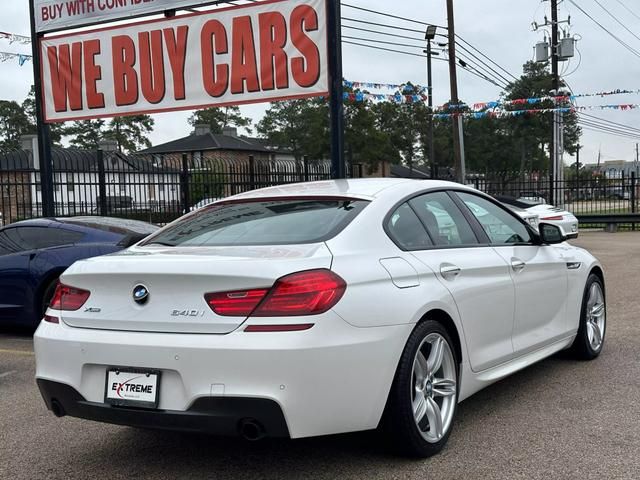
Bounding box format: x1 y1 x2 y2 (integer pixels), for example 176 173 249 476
1 231 639 480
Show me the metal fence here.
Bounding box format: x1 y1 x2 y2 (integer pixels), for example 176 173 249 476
464 170 639 218
0 148 361 226
1 146 637 228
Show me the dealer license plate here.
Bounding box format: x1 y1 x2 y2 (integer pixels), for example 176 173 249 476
105 368 160 409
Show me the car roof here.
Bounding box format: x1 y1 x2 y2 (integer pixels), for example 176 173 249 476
224 178 469 202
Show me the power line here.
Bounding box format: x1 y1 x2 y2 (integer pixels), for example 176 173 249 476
579 124 640 140
342 33 508 89
342 23 511 88
567 0 640 60
612 0 640 23
341 17 426 35
590 0 640 44
342 40 431 59
455 34 519 81
580 112 640 134
455 40 513 86
342 24 425 42
341 3 445 29
342 35 428 51
578 118 640 139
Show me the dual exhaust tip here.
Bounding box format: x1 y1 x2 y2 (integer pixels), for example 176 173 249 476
50 399 266 441
238 418 266 441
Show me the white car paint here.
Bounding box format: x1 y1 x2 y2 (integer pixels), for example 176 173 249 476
34 179 603 444
526 204 579 238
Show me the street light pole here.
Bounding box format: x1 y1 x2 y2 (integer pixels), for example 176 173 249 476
425 26 437 179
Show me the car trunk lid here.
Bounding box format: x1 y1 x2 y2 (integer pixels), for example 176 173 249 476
58 244 333 334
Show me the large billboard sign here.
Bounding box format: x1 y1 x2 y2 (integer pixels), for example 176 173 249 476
36 0 219 34
40 0 328 123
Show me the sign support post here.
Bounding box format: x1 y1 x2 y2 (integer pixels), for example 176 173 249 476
327 0 345 179
29 0 55 217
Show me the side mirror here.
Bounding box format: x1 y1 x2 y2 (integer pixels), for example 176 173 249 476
539 222 567 244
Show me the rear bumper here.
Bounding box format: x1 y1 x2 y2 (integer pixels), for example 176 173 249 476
34 313 412 439
37 379 289 437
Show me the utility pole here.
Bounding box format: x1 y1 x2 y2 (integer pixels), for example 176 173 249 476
327 0 345 179
550 0 559 205
446 0 465 183
425 26 437 179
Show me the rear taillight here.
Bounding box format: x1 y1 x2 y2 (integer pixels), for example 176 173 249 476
541 215 564 221
49 283 91 311
205 289 269 317
205 269 346 317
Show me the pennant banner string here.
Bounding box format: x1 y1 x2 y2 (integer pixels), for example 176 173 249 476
0 51 32 66
0 32 31 45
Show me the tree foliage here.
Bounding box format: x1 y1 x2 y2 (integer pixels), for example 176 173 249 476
0 100 32 149
23 86 65 145
189 106 252 134
103 115 155 153
256 62 583 175
64 120 106 150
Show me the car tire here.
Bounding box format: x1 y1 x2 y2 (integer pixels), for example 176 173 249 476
570 274 606 360
381 320 459 458
40 278 59 319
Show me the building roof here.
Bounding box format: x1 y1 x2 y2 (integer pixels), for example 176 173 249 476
138 132 271 155
0 148 178 173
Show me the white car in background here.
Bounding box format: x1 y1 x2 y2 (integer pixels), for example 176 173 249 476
496 196 578 239
35 180 605 458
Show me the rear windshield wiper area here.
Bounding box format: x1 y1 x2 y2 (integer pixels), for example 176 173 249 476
143 241 177 247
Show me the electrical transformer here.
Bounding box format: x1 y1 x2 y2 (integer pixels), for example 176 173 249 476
558 37 575 61
535 41 550 63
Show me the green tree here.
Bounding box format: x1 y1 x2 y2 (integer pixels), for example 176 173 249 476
22 85 65 145
344 90 400 168
189 106 252 134
502 61 581 168
257 99 329 161
64 119 106 150
0 100 32 149
373 83 428 170
103 115 155 153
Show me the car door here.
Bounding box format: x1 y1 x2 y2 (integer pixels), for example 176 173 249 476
403 191 517 372
454 192 569 355
0 228 33 321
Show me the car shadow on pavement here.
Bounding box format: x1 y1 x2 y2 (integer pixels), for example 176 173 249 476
58 354 588 479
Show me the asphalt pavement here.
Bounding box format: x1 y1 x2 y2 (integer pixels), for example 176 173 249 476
1 231 639 480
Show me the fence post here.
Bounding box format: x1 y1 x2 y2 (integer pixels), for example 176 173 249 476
180 153 190 214
249 155 256 190
632 172 636 231
304 156 310 182
97 149 107 217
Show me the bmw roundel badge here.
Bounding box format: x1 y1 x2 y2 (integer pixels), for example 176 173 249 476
133 285 150 305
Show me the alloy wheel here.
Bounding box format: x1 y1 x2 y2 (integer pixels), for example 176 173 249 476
411 333 457 443
586 282 606 351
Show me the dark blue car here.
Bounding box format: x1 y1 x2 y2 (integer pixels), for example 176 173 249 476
0 217 158 329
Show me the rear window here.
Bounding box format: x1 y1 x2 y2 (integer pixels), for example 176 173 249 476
59 217 159 236
141 199 368 247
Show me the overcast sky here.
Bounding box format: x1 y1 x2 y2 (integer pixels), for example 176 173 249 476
3 0 640 165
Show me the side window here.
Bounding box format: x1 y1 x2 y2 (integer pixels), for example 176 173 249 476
0 230 22 255
8 227 84 250
387 203 433 250
409 192 478 246
456 192 532 245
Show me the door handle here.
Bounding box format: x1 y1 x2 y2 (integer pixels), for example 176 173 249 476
511 259 526 272
440 265 461 278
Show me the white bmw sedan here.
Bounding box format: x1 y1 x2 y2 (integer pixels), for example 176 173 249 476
34 179 606 458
